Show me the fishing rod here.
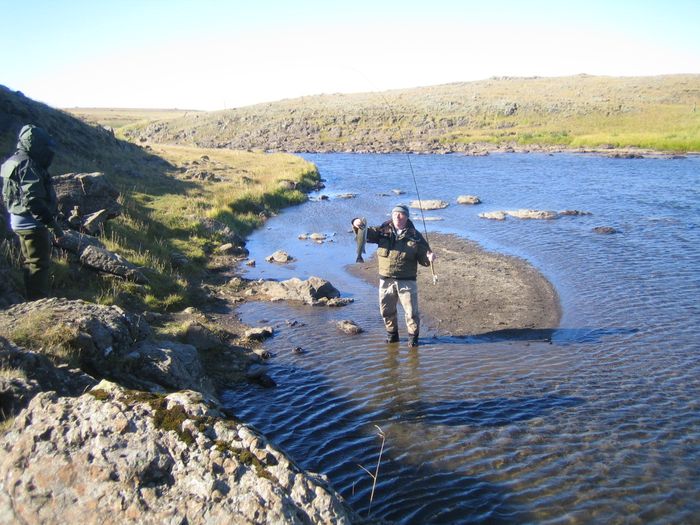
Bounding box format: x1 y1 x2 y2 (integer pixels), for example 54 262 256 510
375 91 438 284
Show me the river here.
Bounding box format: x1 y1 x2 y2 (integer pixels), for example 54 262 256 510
221 152 700 524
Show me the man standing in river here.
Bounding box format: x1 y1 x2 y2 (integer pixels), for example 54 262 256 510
352 204 435 347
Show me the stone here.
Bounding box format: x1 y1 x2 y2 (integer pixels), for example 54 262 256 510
506 209 559 220
244 327 274 341
410 199 449 210
183 324 221 351
265 250 293 263
593 226 620 234
130 339 214 395
336 320 363 335
559 210 592 216
53 172 122 219
479 211 507 221
257 277 341 306
81 209 109 235
457 195 481 205
216 243 249 256
79 245 148 283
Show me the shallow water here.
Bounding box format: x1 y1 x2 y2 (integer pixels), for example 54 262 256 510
221 153 700 523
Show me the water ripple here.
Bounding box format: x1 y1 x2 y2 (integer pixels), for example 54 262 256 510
223 153 700 523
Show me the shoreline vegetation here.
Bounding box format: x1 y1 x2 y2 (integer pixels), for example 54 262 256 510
0 74 695 522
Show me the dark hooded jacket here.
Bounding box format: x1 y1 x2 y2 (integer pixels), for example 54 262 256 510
1 125 59 230
366 218 431 280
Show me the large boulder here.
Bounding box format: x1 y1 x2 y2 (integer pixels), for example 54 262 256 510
56 230 147 283
257 277 342 305
128 340 214 397
53 172 122 219
0 383 355 524
79 244 148 284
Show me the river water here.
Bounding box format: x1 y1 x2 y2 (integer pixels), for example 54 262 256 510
221 153 700 524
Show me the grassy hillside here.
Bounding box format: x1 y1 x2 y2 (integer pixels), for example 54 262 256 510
111 74 700 153
1 85 319 311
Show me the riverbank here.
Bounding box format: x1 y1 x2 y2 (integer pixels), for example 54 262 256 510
348 233 561 338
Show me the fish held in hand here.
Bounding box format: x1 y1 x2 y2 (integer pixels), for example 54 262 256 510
353 217 367 262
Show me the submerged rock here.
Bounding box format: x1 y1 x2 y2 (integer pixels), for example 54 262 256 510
506 209 559 220
479 211 507 221
593 226 620 234
336 320 363 335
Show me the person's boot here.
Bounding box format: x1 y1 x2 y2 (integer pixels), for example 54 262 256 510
407 333 419 347
386 331 399 343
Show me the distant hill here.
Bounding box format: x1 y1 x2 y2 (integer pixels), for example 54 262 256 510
118 74 700 153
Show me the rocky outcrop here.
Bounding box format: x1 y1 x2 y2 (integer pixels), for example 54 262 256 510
0 336 97 419
128 339 214 396
0 381 355 524
53 172 122 219
0 298 216 398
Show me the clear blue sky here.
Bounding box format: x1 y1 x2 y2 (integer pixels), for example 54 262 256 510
1 0 698 110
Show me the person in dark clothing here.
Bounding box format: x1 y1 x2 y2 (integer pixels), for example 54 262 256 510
353 204 435 347
1 125 64 299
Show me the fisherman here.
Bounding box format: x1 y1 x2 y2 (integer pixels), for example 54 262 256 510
1 124 64 299
352 204 435 347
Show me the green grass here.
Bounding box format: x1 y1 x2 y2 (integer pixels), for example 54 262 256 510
89 144 319 310
5 310 82 365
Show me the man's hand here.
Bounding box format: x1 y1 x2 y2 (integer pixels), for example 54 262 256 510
51 225 64 239
352 218 365 229
427 251 436 263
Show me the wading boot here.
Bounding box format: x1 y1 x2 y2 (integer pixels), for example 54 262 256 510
386 331 399 344
407 333 419 348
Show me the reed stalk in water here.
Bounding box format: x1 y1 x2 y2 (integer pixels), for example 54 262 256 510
358 425 386 516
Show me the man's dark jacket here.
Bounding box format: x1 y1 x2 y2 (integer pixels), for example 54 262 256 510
365 218 431 280
1 125 59 230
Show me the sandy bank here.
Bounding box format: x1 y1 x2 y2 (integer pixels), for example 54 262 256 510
348 233 561 338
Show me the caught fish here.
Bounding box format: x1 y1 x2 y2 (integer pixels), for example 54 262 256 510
353 217 367 262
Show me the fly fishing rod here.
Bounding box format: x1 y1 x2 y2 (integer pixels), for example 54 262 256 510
375 91 438 284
